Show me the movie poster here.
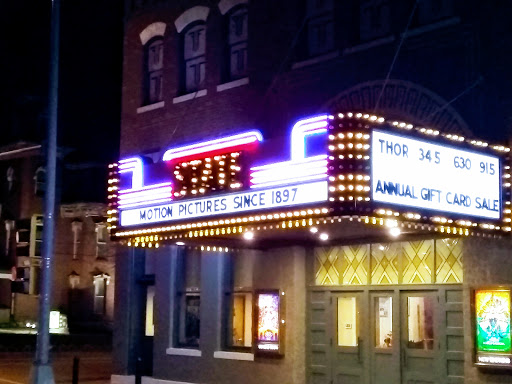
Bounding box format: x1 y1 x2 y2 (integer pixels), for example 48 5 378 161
475 290 511 353
257 292 280 351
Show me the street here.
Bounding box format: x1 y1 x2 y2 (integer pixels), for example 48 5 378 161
0 351 111 384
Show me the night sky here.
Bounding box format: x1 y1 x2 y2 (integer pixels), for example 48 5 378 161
0 0 123 164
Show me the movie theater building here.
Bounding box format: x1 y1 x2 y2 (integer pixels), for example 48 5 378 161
111 2 512 384
110 111 512 384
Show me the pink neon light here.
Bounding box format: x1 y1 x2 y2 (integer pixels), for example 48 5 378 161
251 160 327 182
118 157 144 190
119 192 173 206
118 197 175 209
119 182 173 195
250 155 327 172
162 131 263 162
249 174 327 189
118 188 173 203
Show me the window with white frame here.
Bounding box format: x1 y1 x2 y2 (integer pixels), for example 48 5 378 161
145 38 164 104
95 223 108 259
183 22 206 93
174 248 201 348
222 252 254 350
306 0 335 57
71 220 82 260
227 6 248 80
93 274 109 315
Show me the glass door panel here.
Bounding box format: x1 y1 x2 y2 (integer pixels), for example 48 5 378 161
333 292 366 384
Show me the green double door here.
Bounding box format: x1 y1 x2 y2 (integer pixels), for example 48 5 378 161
320 288 462 384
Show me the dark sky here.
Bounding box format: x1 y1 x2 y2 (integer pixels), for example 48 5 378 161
0 0 123 164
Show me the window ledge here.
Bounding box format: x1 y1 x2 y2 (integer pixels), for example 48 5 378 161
137 101 165 114
343 35 395 55
213 351 254 361
216 77 249 92
172 90 207 104
404 17 461 38
292 51 339 70
166 347 202 357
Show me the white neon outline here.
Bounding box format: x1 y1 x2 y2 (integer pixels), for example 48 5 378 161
118 157 144 190
162 131 263 162
249 174 327 189
290 115 330 161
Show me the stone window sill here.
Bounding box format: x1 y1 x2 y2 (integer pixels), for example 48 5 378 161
292 51 339 70
216 77 249 92
213 351 254 361
172 90 207 104
343 35 395 55
137 101 165 114
166 347 202 357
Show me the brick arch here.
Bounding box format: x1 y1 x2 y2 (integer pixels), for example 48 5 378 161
174 6 210 33
218 0 248 15
139 22 167 45
323 79 472 136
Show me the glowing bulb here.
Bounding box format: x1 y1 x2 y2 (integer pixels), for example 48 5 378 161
389 227 401 237
319 233 329 241
243 231 254 240
310 227 318 233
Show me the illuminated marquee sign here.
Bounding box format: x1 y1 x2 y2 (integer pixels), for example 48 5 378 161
475 289 512 368
109 111 511 239
372 130 502 220
120 180 327 227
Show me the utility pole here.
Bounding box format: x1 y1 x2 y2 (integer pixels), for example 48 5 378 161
29 0 60 382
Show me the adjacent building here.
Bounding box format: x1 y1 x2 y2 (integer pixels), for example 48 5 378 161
0 142 115 332
111 2 512 384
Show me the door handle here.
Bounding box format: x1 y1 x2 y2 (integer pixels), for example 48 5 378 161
357 337 362 363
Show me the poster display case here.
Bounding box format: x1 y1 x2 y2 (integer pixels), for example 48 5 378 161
474 288 512 368
255 290 284 356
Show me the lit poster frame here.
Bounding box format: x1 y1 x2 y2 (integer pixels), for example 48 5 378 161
254 290 283 356
474 288 512 368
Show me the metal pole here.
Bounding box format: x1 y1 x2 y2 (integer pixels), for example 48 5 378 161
29 0 60 383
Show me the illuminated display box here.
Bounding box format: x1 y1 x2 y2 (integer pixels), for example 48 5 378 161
474 289 512 368
107 112 511 245
255 290 283 356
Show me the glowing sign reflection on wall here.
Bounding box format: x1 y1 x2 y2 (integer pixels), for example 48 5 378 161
256 291 280 352
476 290 511 353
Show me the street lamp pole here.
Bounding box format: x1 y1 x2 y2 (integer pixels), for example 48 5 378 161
29 0 60 383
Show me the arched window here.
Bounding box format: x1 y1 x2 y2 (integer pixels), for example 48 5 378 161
175 6 210 94
183 22 206 93
145 38 164 104
34 166 46 195
139 22 166 105
226 6 248 80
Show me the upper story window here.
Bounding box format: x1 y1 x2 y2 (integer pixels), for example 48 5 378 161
95 222 108 259
306 0 335 57
139 22 167 106
34 166 46 196
226 6 248 80
183 23 206 93
145 38 164 104
175 6 210 94
417 0 454 25
360 0 391 42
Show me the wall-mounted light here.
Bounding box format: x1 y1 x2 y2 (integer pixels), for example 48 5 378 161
243 231 254 240
319 233 329 241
